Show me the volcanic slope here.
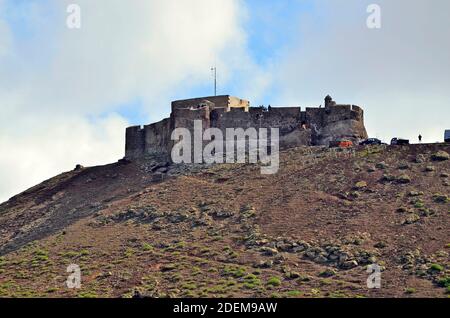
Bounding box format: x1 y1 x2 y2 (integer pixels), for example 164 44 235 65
0 144 449 298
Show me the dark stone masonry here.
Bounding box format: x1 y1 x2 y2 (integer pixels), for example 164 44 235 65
125 95 368 161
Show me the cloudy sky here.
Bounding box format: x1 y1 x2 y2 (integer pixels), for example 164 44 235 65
0 0 449 202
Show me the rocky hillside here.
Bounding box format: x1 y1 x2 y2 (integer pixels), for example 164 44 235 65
0 144 449 298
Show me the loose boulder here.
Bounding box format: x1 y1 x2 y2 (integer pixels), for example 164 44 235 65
432 151 449 161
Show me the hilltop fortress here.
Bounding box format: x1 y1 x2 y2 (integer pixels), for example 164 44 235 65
125 95 368 161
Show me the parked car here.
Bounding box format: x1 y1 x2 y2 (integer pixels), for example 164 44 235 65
391 138 409 145
329 139 354 148
360 138 382 146
445 130 450 143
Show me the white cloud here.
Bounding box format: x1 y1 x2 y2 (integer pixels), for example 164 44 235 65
1 0 249 118
0 114 128 202
0 0 250 202
273 0 450 143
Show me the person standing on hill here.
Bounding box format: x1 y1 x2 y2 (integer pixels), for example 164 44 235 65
418 134 422 143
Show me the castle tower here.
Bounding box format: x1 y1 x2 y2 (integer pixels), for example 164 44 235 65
324 95 336 108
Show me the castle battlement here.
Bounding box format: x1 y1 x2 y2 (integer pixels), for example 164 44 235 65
172 95 250 112
125 95 368 161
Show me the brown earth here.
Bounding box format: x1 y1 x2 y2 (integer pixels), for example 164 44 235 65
0 144 449 298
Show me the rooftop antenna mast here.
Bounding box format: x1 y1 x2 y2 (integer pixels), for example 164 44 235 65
211 66 217 96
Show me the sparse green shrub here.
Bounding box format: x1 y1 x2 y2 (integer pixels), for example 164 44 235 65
192 266 202 276
405 288 416 294
207 285 226 294
437 276 450 288
242 273 261 289
175 241 186 249
223 266 246 278
244 274 258 281
243 282 261 290
79 249 90 256
267 276 282 287
411 199 425 209
168 273 182 283
429 264 444 272
181 283 197 290
286 290 302 297
354 181 367 189
124 248 134 257
62 251 79 258
34 249 49 262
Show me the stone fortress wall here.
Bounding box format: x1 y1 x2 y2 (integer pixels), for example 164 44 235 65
125 95 368 161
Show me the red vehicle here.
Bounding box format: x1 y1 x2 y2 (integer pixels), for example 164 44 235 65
329 139 353 148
